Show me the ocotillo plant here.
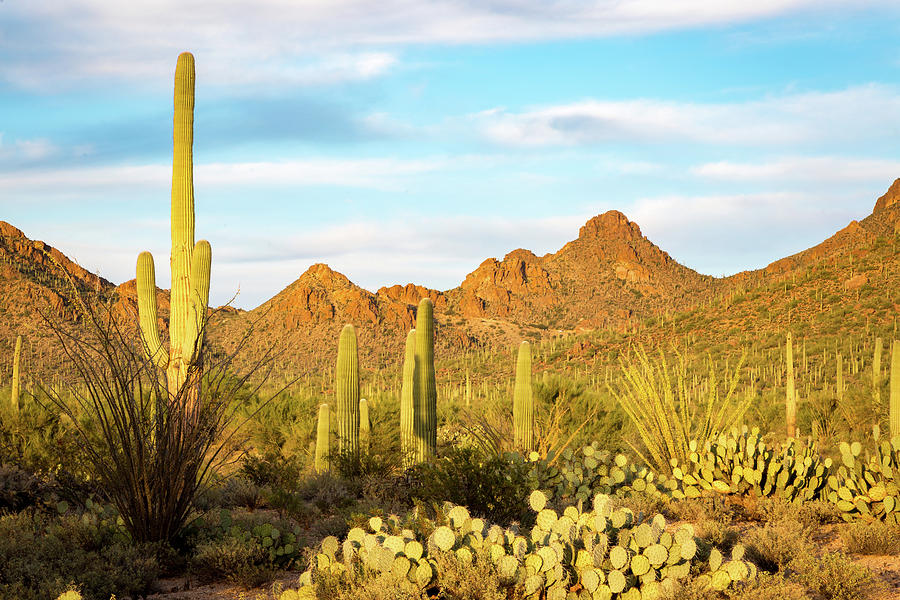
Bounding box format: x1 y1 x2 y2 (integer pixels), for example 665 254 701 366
891 340 900 438
514 341 534 452
785 332 796 438
400 329 417 468
336 324 360 457
359 398 370 454
415 298 437 461
315 403 330 473
136 52 211 410
10 335 21 415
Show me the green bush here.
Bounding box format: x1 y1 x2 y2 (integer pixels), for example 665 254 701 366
191 536 275 588
406 446 533 526
0 510 157 600
744 519 813 572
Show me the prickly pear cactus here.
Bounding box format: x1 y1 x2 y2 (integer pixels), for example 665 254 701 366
282 493 755 599
828 430 900 522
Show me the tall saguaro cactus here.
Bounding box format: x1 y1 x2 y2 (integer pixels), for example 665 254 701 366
891 340 900 438
136 52 212 406
514 341 534 452
400 329 418 468
359 398 370 454
10 335 21 415
315 403 330 473
415 298 437 461
335 324 360 457
785 332 796 438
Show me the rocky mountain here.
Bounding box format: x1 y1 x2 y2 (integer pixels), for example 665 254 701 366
1 178 898 381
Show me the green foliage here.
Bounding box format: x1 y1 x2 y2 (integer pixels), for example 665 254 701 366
191 536 276 588
0 509 157 600
789 551 880 600
406 446 534 526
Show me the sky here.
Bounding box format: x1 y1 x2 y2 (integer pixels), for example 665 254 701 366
1 1 899 309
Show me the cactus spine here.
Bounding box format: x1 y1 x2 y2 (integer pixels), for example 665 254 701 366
335 324 360 458
10 335 21 415
514 341 534 452
315 403 330 473
415 298 436 461
891 340 900 438
359 398 370 454
785 333 796 438
400 329 418 468
136 52 211 408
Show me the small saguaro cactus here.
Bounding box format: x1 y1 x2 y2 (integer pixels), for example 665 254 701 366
514 340 534 452
891 340 900 438
874 337 883 387
315 403 330 473
400 329 418 468
136 52 212 408
335 324 360 458
10 335 21 415
414 298 437 461
837 352 844 401
785 332 796 438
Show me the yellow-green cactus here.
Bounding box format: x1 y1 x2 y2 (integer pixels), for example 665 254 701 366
415 299 436 461
785 332 796 438
400 329 418 468
136 52 211 403
10 335 21 415
514 341 534 452
336 324 359 457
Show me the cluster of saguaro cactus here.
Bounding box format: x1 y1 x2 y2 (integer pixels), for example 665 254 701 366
666 427 831 502
283 493 755 600
10 334 21 415
827 430 900 522
136 52 211 409
335 324 360 458
514 341 535 453
399 298 437 466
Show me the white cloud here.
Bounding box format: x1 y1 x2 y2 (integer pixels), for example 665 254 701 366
0 134 58 161
692 156 900 182
0 157 446 194
627 190 872 275
3 1 894 88
477 85 900 147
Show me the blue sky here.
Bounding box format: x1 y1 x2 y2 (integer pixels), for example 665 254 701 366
1 1 899 309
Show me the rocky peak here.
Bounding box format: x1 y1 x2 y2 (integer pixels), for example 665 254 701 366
578 211 642 242
873 178 900 213
377 283 446 309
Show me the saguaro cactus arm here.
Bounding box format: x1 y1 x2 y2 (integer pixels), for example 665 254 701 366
136 252 168 368
183 239 211 362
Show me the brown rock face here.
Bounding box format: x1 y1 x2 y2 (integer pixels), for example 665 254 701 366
454 250 554 317
873 179 900 213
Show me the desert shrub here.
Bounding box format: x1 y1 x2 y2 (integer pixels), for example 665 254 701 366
662 575 809 600
789 551 880 600
0 510 157 600
406 446 533 526
726 573 810 600
191 536 275 588
0 463 55 513
430 548 524 600
696 518 740 553
840 519 900 555
744 519 814 572
196 474 268 511
241 450 304 490
307 568 423 600
753 497 840 530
